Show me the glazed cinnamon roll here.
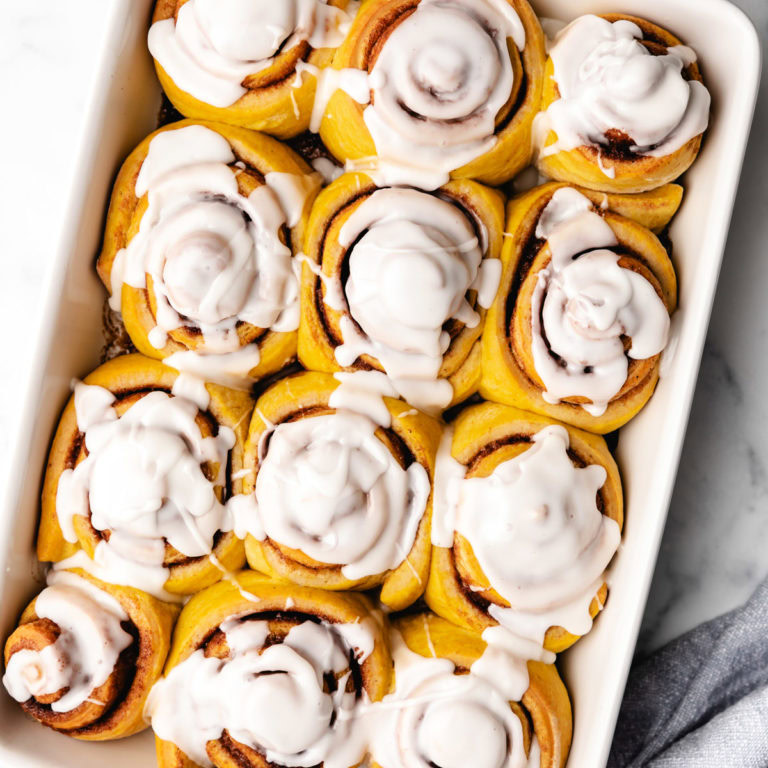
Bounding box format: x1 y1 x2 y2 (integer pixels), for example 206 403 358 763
3 569 178 740
481 183 678 434
149 0 357 138
148 572 392 768
299 172 505 412
97 120 320 386
37 354 253 598
318 0 546 189
371 612 572 768
426 401 623 653
535 14 711 193
230 370 442 611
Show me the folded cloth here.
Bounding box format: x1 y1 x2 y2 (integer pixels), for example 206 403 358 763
609 576 768 767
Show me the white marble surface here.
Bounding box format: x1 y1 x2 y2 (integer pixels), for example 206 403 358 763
0 0 765 657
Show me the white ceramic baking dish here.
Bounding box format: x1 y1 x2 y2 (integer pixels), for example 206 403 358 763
0 0 759 766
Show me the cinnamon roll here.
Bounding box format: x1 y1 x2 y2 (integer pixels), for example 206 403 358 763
299 172 505 412
149 0 357 138
426 401 623 653
481 182 678 434
371 612 572 768
37 354 253 598
318 0 546 189
148 572 392 768
535 14 711 193
3 569 178 740
230 370 442 611
97 120 320 386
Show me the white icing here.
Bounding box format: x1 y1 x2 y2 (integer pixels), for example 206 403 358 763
148 326 169 349
330 187 497 413
227 492 261 541
148 0 355 108
234 411 430 581
164 344 264 390
171 372 211 410
530 188 671 415
54 383 234 598
473 626 555 697
537 15 710 160
306 63 370 132
328 370 399 427
370 630 539 768
430 426 466 548
352 0 525 189
72 382 117 431
311 156 344 183
488 577 607 642
56 546 179 604
2 571 131 713
146 616 374 768
110 125 319 385
265 171 322 228
474 258 503 309
297 252 346 311
432 424 621 645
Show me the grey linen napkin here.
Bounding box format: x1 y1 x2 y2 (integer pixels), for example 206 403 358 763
608 576 768 767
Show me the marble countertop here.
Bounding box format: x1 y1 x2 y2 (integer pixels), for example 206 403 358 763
0 0 766 657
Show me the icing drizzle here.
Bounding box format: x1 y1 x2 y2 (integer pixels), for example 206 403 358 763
370 629 543 768
317 0 526 189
